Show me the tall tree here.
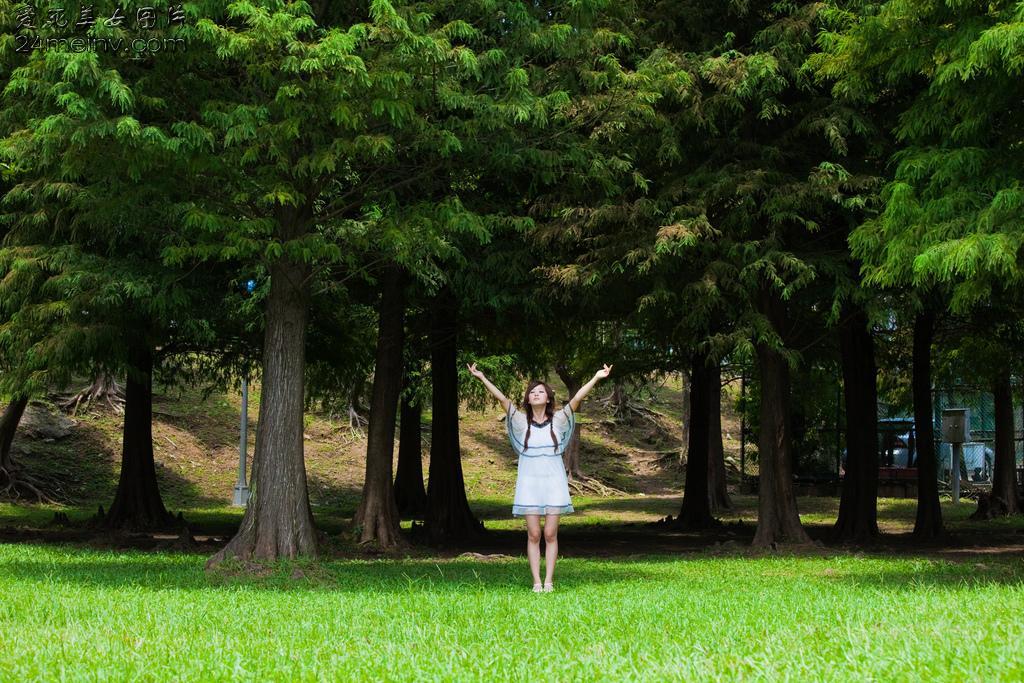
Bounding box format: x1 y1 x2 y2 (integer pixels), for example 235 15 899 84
676 351 716 528
1 18 221 528
352 263 407 547
752 286 813 546
425 284 482 541
394 387 427 517
0 395 29 490
183 0 522 561
707 363 731 513
393 354 428 518
818 0 1024 537
105 344 171 529
910 305 942 538
989 368 1020 516
833 301 879 541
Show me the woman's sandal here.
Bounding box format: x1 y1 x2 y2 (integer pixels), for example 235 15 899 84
543 582 554 592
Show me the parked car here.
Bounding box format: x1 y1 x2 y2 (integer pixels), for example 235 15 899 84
842 417 993 481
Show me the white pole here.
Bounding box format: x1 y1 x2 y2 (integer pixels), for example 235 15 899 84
951 442 962 504
232 378 250 506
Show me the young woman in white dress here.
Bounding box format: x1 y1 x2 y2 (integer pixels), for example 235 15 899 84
467 363 612 592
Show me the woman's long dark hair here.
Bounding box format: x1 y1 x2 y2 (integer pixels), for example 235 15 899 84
522 380 558 451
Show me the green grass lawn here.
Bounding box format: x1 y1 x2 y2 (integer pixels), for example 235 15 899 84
6 386 1024 680
1 543 1022 680
1 496 1023 680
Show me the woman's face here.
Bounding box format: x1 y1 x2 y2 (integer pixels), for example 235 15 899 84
528 384 549 406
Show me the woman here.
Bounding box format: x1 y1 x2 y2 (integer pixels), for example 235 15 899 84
466 363 612 592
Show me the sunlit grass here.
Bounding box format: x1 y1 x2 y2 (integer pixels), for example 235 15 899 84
2 493 1023 679
0 544 1021 680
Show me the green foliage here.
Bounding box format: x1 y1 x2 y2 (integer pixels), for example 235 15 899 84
0 0 666 407
818 0 1024 313
0 2 239 395
544 1 878 383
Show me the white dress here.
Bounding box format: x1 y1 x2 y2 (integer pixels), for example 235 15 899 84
505 403 576 516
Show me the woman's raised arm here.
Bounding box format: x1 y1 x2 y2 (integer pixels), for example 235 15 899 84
567 364 613 412
466 363 513 412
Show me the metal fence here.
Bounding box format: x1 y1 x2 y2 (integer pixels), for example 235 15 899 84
737 370 847 482
737 380 1024 485
932 386 1024 485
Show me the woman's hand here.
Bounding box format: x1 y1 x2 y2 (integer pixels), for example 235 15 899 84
467 363 509 408
567 364 613 412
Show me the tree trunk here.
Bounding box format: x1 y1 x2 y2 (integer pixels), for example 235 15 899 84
208 249 317 566
833 303 880 542
425 285 482 542
394 384 427 518
554 363 584 479
708 362 731 512
911 307 943 539
680 369 691 459
676 352 716 528
752 287 811 548
0 396 29 472
986 369 1020 516
352 263 407 547
105 344 173 530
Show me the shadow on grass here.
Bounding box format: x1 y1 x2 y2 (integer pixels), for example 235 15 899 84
307 474 362 521
572 496 679 515
0 551 643 592
3 487 1024 572
150 388 242 455
11 413 229 510
465 431 520 468
2 540 1024 595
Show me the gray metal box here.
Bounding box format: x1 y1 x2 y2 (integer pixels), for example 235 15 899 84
941 408 970 443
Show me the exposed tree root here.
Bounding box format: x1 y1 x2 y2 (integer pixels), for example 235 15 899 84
938 481 983 502
970 490 1023 520
0 463 68 504
593 394 666 427
644 449 686 467
669 513 722 531
60 375 125 415
347 404 368 436
49 511 71 526
568 475 626 497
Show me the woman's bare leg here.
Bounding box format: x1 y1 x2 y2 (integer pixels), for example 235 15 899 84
525 514 542 585
543 513 559 585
